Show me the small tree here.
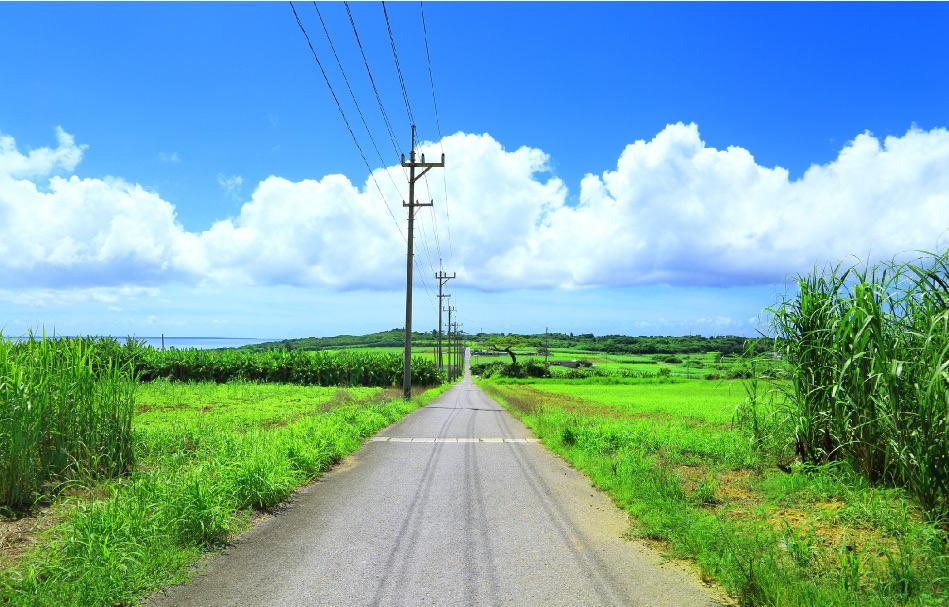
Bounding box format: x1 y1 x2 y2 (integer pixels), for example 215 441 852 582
482 334 539 365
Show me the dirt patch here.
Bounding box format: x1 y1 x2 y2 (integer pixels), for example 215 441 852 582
671 464 903 573
0 502 67 572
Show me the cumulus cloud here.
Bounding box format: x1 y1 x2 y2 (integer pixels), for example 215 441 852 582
0 131 199 288
424 133 567 289
1 124 948 292
192 171 405 288
521 123 949 288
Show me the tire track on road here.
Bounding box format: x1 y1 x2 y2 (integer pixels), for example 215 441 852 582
462 393 502 605
368 404 462 606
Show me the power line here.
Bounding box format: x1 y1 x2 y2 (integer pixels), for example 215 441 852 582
421 173 443 263
294 2 441 323
343 1 404 161
420 1 442 144
420 1 455 275
415 206 438 277
382 1 415 126
312 2 404 197
296 2 437 315
290 1 405 242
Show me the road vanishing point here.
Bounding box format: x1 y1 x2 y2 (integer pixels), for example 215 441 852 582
146 350 725 607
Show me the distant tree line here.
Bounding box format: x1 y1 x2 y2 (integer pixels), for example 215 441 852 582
235 329 442 353
473 332 773 356
239 330 771 357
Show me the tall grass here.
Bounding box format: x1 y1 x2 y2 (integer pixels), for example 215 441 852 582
1 334 443 509
2 382 454 606
89 338 444 387
483 378 949 605
0 333 136 509
763 249 949 522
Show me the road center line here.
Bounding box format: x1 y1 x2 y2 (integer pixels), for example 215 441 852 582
369 437 540 443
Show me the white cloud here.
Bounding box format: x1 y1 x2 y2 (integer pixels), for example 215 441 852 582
426 133 568 289
0 286 159 309
0 131 197 287
192 172 404 288
216 173 243 199
0 127 84 179
524 123 949 288
2 124 948 293
158 152 180 163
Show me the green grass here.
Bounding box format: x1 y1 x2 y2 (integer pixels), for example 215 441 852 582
500 379 746 424
474 347 746 380
1 379 454 606
134 381 386 430
480 376 949 606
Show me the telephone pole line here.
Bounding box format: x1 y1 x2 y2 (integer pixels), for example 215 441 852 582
401 125 445 399
445 305 454 380
545 327 550 377
435 267 455 370
453 321 463 379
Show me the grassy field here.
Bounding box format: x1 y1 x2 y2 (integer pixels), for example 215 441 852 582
5 287 945 607
1 379 453 606
472 348 747 381
479 375 949 606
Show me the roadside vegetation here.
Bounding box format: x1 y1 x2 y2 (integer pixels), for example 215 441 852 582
480 375 947 606
478 250 949 606
471 349 752 381
0 335 452 606
759 252 949 523
4 249 946 607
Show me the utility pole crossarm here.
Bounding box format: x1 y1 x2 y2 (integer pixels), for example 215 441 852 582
401 153 444 184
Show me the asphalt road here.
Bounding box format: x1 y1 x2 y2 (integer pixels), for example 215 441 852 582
146 353 724 607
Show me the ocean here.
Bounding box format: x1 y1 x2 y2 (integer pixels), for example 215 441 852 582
7 335 279 350
136 337 279 350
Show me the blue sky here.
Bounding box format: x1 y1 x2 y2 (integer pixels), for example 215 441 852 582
2 1 948 339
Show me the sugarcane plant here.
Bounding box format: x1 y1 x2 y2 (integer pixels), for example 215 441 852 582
759 249 949 523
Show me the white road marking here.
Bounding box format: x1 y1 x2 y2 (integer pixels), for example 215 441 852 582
369 437 540 443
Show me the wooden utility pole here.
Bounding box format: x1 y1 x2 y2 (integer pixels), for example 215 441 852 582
453 321 463 379
445 305 454 379
401 125 445 399
545 327 549 377
435 267 455 370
